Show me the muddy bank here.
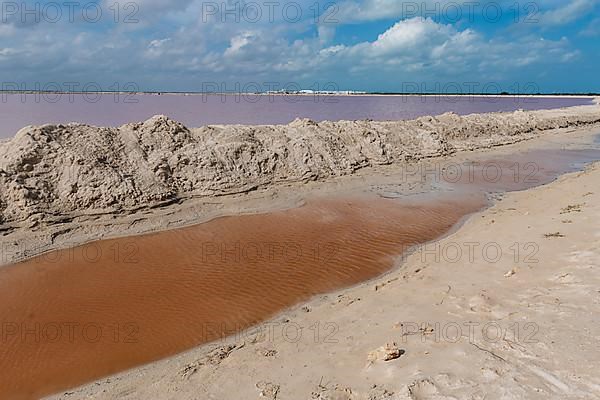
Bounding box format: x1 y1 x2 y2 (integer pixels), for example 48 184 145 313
1 104 599 226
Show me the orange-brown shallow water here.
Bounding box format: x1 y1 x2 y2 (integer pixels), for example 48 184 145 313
0 194 486 399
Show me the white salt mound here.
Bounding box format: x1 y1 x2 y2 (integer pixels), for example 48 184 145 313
1 106 599 225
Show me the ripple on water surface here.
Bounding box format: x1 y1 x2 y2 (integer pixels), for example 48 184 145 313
0 193 486 399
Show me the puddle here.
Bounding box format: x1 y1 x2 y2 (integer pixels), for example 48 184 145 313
439 148 600 193
0 193 485 399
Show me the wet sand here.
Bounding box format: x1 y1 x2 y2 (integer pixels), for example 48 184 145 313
1 138 600 399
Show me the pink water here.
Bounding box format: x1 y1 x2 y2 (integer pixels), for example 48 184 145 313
0 94 592 137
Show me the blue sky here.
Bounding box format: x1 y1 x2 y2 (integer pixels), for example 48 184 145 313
0 0 599 93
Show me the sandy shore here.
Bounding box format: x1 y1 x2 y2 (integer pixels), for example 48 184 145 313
2 104 600 267
42 128 600 400
0 104 599 399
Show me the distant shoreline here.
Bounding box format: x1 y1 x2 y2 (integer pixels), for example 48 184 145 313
0 91 598 98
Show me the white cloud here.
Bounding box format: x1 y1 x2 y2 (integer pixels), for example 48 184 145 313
317 25 336 44
145 38 172 58
0 48 16 57
294 18 577 83
312 18 480 73
373 18 473 55
224 32 255 57
535 0 598 26
0 3 586 91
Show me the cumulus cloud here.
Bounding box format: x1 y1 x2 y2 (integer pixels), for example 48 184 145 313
0 2 588 91
306 17 479 75
308 18 571 76
224 32 255 57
